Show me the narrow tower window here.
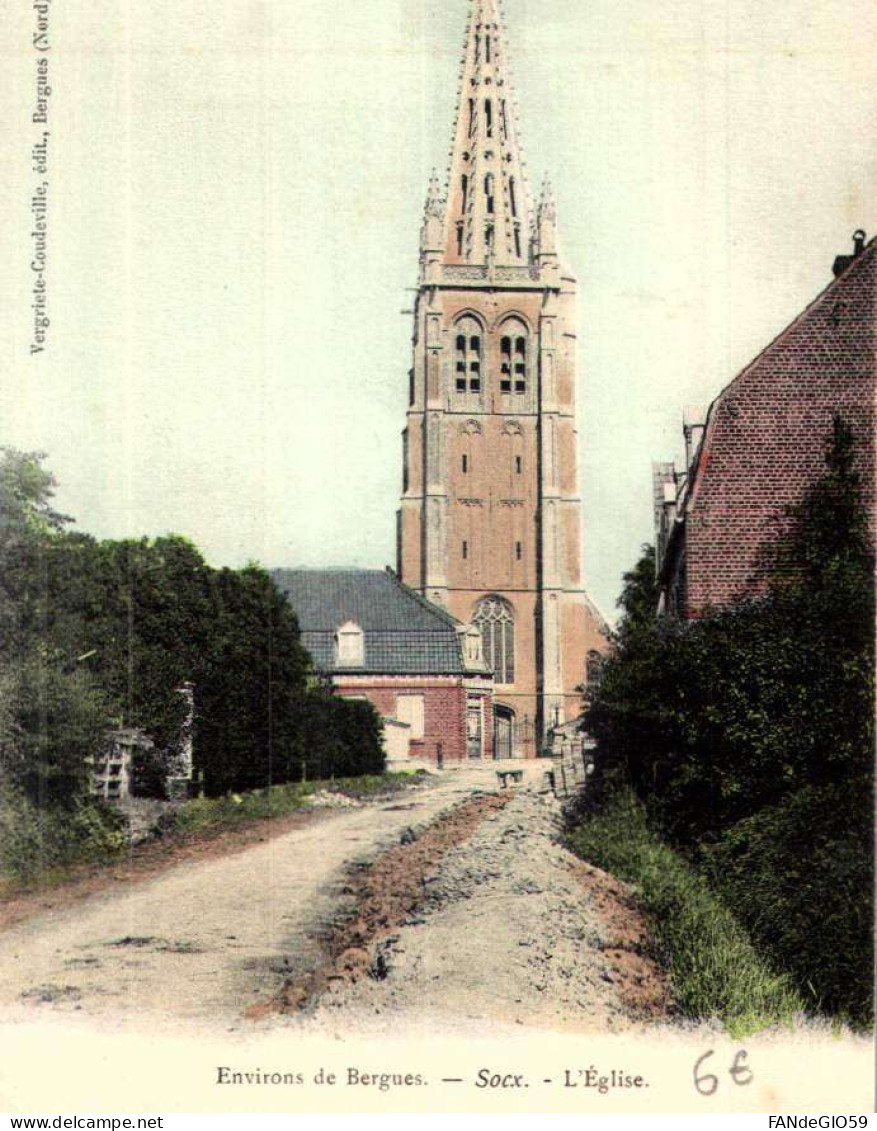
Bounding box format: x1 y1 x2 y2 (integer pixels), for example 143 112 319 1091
484 99 493 138
515 455 522 474
454 317 483 395
484 174 495 215
456 333 467 392
500 100 509 139
462 540 468 561
468 98 475 137
514 225 522 259
461 174 469 215
509 176 517 217
500 319 528 394
485 224 494 252
500 336 512 393
486 34 492 63
469 335 481 392
516 542 523 562
462 453 469 473
456 222 464 257
514 336 527 393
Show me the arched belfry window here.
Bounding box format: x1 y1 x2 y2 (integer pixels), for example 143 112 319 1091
454 316 482 394
474 596 515 685
334 621 364 668
500 319 528 394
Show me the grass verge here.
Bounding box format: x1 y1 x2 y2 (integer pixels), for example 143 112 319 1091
565 787 805 1037
164 772 420 836
0 771 422 897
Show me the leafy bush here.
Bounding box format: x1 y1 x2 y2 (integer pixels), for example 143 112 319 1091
703 780 873 1027
567 788 804 1035
0 788 125 882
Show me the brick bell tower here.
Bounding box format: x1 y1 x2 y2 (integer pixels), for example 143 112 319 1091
397 0 606 757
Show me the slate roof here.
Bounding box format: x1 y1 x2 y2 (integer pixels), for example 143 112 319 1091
271 568 469 675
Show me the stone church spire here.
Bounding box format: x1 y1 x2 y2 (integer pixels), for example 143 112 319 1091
442 0 533 266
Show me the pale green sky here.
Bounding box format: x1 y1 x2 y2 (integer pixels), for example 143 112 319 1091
3 0 876 619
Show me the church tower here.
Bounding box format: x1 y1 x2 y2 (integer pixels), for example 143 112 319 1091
397 0 606 757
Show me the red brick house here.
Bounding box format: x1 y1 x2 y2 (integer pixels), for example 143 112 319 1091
272 568 494 763
655 232 875 618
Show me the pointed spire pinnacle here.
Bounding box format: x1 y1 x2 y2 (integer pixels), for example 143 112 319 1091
537 176 559 259
424 168 444 220
441 0 534 267
421 168 446 261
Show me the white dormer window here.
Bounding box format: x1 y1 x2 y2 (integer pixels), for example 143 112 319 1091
334 621 364 667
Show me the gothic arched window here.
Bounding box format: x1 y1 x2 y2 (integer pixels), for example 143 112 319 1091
454 316 482 394
474 596 515 685
586 650 603 688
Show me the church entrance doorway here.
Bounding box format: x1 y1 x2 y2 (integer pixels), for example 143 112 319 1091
493 705 515 760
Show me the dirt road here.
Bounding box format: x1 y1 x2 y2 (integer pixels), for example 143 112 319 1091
0 767 669 1036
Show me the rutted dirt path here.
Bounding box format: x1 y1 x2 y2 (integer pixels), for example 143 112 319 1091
0 767 672 1036
298 788 671 1036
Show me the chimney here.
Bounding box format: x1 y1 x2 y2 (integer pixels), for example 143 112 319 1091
683 406 706 471
832 230 867 278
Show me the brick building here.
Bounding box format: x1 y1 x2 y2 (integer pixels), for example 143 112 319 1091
272 569 494 763
655 232 876 618
396 0 608 754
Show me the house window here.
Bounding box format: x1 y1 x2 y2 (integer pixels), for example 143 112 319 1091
474 595 515 685
396 694 425 740
334 621 364 667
